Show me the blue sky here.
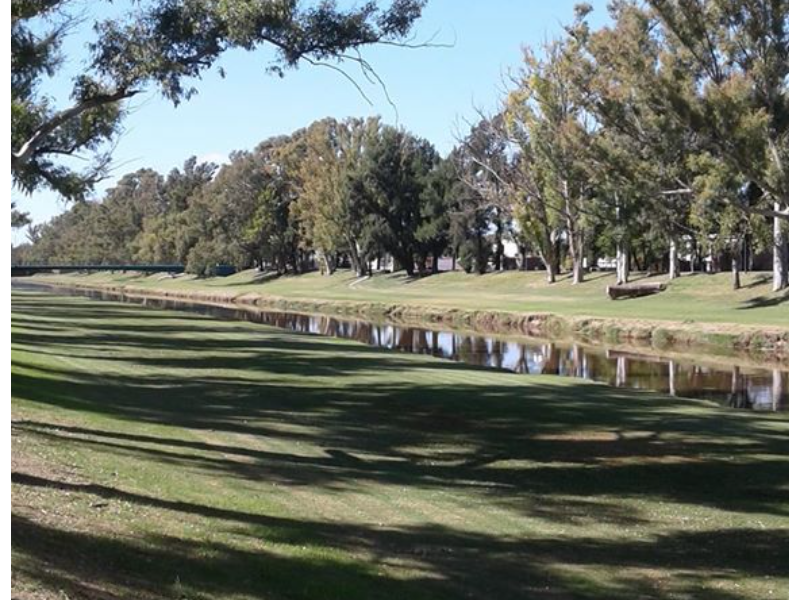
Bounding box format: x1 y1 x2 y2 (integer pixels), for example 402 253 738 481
13 0 611 242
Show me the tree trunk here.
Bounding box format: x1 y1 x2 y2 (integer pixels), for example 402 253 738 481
570 230 584 285
668 238 681 279
616 242 629 284
431 252 439 274
320 252 335 276
403 252 415 276
632 249 643 272
688 237 696 274
540 237 560 284
773 206 788 291
731 255 741 290
544 261 557 284
494 236 504 271
416 255 427 276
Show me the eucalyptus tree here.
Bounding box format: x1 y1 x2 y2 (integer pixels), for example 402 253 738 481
575 1 701 281
506 29 599 284
133 158 217 264
645 0 789 289
294 118 379 276
181 151 276 274
243 137 303 274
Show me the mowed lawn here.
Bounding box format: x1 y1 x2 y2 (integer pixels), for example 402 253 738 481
11 290 788 600
38 268 789 328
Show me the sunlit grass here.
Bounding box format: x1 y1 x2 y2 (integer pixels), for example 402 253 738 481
12 289 788 599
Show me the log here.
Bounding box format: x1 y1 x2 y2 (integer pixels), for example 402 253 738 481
606 282 666 300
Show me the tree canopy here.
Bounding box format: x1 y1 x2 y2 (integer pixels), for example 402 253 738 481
11 0 426 199
14 0 789 291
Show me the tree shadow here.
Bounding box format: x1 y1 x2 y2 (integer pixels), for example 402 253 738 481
739 273 772 289
737 293 789 310
11 290 789 599
12 474 785 600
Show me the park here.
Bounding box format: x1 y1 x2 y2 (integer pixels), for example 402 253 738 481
10 1 789 599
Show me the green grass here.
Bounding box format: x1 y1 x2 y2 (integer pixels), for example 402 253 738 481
11 289 788 600
34 268 788 328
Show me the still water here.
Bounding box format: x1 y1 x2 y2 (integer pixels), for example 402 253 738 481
17 282 789 412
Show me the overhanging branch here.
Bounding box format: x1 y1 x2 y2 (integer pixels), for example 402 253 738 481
11 88 139 169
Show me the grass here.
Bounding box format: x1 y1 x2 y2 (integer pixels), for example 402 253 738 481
33 268 789 328
11 289 788 600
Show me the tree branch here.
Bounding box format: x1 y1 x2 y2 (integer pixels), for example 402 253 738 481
11 88 139 169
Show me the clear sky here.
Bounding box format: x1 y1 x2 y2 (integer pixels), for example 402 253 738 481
13 0 611 243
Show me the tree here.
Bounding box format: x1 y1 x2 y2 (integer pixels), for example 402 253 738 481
134 157 218 264
416 156 459 274
577 1 692 282
689 154 771 290
450 185 491 275
242 138 302 274
11 0 427 200
506 26 598 285
179 151 273 274
456 116 513 273
293 118 379 276
362 126 438 276
645 0 789 289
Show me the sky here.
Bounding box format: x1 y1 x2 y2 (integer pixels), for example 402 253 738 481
12 0 611 244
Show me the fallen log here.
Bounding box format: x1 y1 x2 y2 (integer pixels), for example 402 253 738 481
606 282 666 300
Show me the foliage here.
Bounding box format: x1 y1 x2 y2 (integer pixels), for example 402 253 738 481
11 0 426 199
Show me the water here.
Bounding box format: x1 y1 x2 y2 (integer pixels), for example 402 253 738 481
13 282 789 412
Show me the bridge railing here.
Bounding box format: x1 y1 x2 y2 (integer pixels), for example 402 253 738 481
11 264 186 276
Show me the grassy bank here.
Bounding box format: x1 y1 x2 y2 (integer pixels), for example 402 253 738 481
12 289 788 600
29 269 789 358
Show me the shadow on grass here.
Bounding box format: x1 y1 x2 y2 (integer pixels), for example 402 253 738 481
12 474 786 600
12 512 439 600
11 290 789 599
737 292 789 310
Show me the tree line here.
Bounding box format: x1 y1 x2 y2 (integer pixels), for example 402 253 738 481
13 1 788 291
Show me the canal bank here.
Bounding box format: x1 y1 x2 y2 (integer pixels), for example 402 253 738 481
14 279 789 410
19 271 789 364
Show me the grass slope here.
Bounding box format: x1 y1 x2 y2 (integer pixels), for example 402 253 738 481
11 289 788 600
34 268 788 328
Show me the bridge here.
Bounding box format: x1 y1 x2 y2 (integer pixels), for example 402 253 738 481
11 264 186 277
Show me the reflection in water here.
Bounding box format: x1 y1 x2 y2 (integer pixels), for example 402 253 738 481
19 283 790 412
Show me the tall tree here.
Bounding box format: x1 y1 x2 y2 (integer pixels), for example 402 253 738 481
362 126 438 276
506 27 598 284
134 158 217 264
456 116 513 273
294 118 379 276
242 137 302 274
416 156 459 274
646 0 789 289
